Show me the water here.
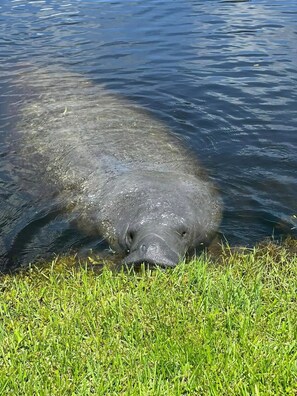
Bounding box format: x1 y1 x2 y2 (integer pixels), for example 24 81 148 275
0 0 296 271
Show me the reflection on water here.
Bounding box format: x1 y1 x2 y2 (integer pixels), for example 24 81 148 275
0 0 296 271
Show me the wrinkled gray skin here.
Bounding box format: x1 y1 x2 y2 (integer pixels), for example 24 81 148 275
13 66 221 268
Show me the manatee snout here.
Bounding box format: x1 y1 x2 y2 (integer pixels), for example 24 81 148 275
122 231 180 269
120 224 186 269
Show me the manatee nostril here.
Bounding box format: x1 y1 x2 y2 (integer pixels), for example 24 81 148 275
140 244 147 253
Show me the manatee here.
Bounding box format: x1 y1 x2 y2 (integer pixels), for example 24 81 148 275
10 66 221 268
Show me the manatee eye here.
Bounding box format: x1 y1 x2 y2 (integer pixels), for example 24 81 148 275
126 229 135 247
178 228 188 238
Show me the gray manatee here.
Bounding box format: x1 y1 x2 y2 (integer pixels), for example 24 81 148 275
12 66 221 268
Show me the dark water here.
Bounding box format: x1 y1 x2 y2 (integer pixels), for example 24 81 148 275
0 0 296 271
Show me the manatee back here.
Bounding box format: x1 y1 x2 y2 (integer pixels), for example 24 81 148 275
13 66 206 196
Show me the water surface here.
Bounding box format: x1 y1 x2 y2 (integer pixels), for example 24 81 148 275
0 0 296 270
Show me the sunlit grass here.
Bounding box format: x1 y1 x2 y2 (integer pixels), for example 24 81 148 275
0 240 296 395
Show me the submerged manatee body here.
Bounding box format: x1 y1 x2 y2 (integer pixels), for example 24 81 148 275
11 66 221 268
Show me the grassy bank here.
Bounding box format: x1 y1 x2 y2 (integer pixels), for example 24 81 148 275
0 241 296 395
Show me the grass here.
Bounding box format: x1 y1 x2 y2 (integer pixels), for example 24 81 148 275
0 240 296 395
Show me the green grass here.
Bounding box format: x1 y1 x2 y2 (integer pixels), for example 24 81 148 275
0 241 296 395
